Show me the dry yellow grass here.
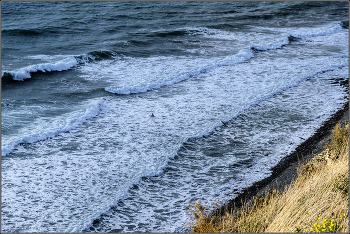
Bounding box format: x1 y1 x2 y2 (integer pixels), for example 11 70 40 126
186 124 349 233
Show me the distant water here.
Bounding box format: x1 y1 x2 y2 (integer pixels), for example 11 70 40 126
1 1 348 232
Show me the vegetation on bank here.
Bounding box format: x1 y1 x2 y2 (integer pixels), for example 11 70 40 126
186 123 349 233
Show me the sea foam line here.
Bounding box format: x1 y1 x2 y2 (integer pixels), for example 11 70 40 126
78 63 348 233
1 98 103 157
188 63 349 141
63 23 349 232
2 57 79 81
105 22 345 95
290 22 343 38
105 49 255 95
1 51 116 81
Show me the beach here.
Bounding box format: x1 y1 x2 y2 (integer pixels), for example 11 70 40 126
187 102 349 232
217 100 349 218
1 2 348 232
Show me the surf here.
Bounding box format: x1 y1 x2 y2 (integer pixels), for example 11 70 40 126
1 50 117 81
1 98 104 156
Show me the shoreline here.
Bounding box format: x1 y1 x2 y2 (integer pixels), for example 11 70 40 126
217 101 349 217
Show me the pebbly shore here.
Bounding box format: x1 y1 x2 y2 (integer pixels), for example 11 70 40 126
217 100 349 217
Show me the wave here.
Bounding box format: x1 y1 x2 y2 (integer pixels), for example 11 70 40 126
148 27 223 38
188 63 348 140
252 22 346 44
81 63 348 233
150 29 187 38
1 98 104 157
106 22 346 95
1 50 117 81
157 64 349 175
290 22 343 38
232 2 346 22
1 27 61 36
2 57 78 81
3 22 344 84
2 25 92 37
274 1 327 17
80 50 117 60
105 49 254 94
251 36 290 51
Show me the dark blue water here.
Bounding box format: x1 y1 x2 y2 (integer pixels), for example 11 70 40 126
1 1 348 232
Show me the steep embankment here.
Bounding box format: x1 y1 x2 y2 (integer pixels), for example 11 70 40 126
186 122 349 233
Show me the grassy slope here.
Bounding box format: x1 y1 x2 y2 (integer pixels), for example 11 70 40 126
186 124 349 233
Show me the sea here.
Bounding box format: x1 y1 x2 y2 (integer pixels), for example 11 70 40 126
1 1 349 233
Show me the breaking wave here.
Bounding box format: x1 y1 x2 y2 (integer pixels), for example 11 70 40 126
1 50 117 81
105 22 346 95
1 98 104 157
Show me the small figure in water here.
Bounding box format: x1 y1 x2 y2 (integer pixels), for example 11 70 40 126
151 113 155 117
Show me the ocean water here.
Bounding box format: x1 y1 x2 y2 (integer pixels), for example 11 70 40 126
1 1 349 233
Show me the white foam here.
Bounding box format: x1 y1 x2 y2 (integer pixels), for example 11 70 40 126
3 57 78 81
1 98 103 156
105 49 254 94
218 49 255 65
2 19 348 233
104 23 345 96
2 53 100 81
291 23 343 38
2 56 347 232
87 63 347 232
84 54 347 232
104 27 344 96
252 22 344 39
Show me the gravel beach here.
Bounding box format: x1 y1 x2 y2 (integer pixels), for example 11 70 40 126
218 100 349 216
